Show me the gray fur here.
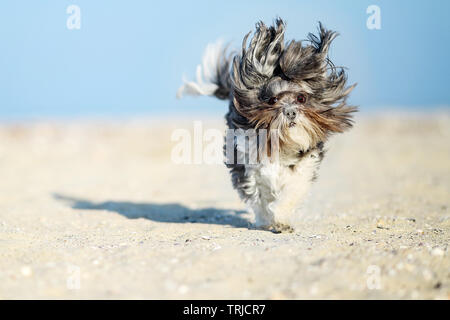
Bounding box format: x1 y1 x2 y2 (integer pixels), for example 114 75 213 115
212 46 234 100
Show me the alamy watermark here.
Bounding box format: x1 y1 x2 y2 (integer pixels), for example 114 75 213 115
171 121 281 165
65 5 380 31
366 5 381 30
66 5 81 30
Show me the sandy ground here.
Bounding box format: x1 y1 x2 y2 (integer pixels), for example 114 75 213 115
0 111 449 299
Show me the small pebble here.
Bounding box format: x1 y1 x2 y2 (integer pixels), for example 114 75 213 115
309 285 319 295
433 282 442 289
178 285 189 294
20 266 33 277
431 248 444 256
422 269 433 281
376 218 390 229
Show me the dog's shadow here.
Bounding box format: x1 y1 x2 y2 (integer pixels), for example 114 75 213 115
53 193 250 228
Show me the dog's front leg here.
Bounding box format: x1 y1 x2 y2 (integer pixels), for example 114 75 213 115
268 150 322 231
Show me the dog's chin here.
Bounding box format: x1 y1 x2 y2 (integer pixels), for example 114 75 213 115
253 112 321 156
288 121 296 128
279 115 318 153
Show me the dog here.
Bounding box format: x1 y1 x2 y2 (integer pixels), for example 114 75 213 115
177 18 357 232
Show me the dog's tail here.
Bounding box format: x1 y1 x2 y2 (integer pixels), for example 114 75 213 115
177 41 233 101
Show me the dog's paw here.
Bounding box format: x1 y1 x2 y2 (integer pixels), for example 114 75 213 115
261 223 295 234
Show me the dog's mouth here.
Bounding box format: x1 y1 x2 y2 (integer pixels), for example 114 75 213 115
288 121 296 128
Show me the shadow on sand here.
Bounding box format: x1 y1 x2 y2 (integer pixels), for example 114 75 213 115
53 193 250 228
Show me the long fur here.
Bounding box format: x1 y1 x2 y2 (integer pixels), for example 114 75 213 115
178 18 357 232
177 41 233 100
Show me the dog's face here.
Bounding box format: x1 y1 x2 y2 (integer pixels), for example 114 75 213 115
231 19 356 151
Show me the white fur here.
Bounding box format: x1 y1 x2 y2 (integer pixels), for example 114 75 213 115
233 124 320 228
176 41 224 98
286 116 316 152
248 149 320 228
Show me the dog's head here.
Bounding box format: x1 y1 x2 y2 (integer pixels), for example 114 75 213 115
231 19 357 152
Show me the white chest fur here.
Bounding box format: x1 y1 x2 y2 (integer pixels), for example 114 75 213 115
246 148 321 227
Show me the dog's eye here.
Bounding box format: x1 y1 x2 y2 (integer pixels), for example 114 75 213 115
268 97 278 105
297 93 306 104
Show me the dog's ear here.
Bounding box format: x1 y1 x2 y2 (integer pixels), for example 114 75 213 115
232 18 286 116
308 22 338 56
280 22 338 81
233 18 286 89
280 23 357 134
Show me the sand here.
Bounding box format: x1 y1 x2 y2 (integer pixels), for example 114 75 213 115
0 111 449 299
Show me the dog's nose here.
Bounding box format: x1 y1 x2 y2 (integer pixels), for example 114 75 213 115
283 106 298 120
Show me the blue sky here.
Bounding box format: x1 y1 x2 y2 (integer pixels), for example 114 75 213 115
0 0 449 119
